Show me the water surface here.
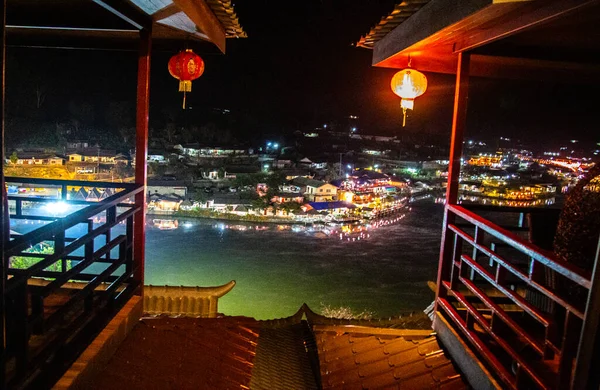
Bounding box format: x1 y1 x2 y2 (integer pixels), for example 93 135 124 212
145 201 443 319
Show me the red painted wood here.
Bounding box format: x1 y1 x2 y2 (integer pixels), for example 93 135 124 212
437 202 597 388
445 51 470 205
435 51 470 314
134 27 151 291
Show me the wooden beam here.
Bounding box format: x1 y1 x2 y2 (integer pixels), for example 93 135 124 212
91 0 152 30
152 3 180 22
379 51 600 82
470 54 600 82
134 26 151 292
172 0 226 53
454 0 600 53
373 0 492 66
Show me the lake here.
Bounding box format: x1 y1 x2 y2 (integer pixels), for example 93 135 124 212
144 200 443 319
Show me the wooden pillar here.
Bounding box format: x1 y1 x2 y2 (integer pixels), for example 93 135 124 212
0 0 6 380
445 52 470 205
572 237 600 389
133 26 151 292
435 52 470 310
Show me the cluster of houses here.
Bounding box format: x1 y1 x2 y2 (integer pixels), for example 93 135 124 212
6 147 129 175
147 169 409 221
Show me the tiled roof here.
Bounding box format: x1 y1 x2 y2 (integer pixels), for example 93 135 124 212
250 322 319 390
205 0 247 38
87 304 466 390
314 325 467 389
143 281 236 317
308 201 356 211
357 0 431 49
89 316 260 390
291 177 328 188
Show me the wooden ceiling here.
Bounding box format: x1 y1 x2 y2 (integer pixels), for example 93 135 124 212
5 0 246 53
363 0 600 82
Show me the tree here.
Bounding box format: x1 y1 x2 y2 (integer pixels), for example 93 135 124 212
9 151 18 165
165 123 177 143
324 165 342 182
281 201 301 215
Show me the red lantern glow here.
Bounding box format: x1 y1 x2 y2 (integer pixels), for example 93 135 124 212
168 49 205 109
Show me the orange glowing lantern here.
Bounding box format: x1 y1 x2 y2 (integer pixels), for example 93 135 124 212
390 68 427 126
168 49 205 109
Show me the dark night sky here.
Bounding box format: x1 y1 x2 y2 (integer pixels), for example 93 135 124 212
6 0 599 148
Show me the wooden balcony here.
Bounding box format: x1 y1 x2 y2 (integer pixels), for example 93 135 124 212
2 177 145 388
434 203 598 389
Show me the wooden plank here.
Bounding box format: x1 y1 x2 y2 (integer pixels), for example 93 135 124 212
134 27 151 292
172 0 225 53
152 3 180 21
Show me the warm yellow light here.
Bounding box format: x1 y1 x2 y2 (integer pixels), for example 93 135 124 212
391 68 427 126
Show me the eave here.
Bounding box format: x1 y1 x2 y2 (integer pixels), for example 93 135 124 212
370 0 600 81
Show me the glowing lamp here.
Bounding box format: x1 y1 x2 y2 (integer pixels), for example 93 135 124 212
390 69 427 126
168 49 205 109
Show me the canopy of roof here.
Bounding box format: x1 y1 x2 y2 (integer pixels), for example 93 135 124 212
6 0 246 53
358 0 600 81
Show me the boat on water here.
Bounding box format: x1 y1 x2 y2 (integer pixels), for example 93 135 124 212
153 219 179 230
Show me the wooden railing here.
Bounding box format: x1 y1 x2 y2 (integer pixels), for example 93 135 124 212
2 177 144 389
436 204 592 389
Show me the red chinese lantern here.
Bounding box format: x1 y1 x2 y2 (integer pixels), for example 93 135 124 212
168 49 205 109
391 68 427 127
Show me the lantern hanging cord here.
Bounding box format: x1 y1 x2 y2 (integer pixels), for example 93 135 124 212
408 54 412 67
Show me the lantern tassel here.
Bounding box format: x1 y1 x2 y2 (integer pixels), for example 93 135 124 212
402 108 407 127
183 91 186 110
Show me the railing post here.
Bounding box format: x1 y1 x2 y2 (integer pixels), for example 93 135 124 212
571 236 600 389
133 26 151 293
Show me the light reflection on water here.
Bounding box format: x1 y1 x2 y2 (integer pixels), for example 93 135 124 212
11 202 444 320
144 202 443 319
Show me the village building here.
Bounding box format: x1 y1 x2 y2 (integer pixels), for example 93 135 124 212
7 151 65 166
67 149 118 164
271 192 304 204
173 144 248 158
146 179 188 198
290 177 339 202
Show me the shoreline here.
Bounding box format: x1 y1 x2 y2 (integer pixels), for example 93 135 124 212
152 210 311 225
148 205 411 226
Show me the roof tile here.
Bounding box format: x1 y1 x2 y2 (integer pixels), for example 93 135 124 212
360 370 398 389
357 359 393 378
314 324 466 390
